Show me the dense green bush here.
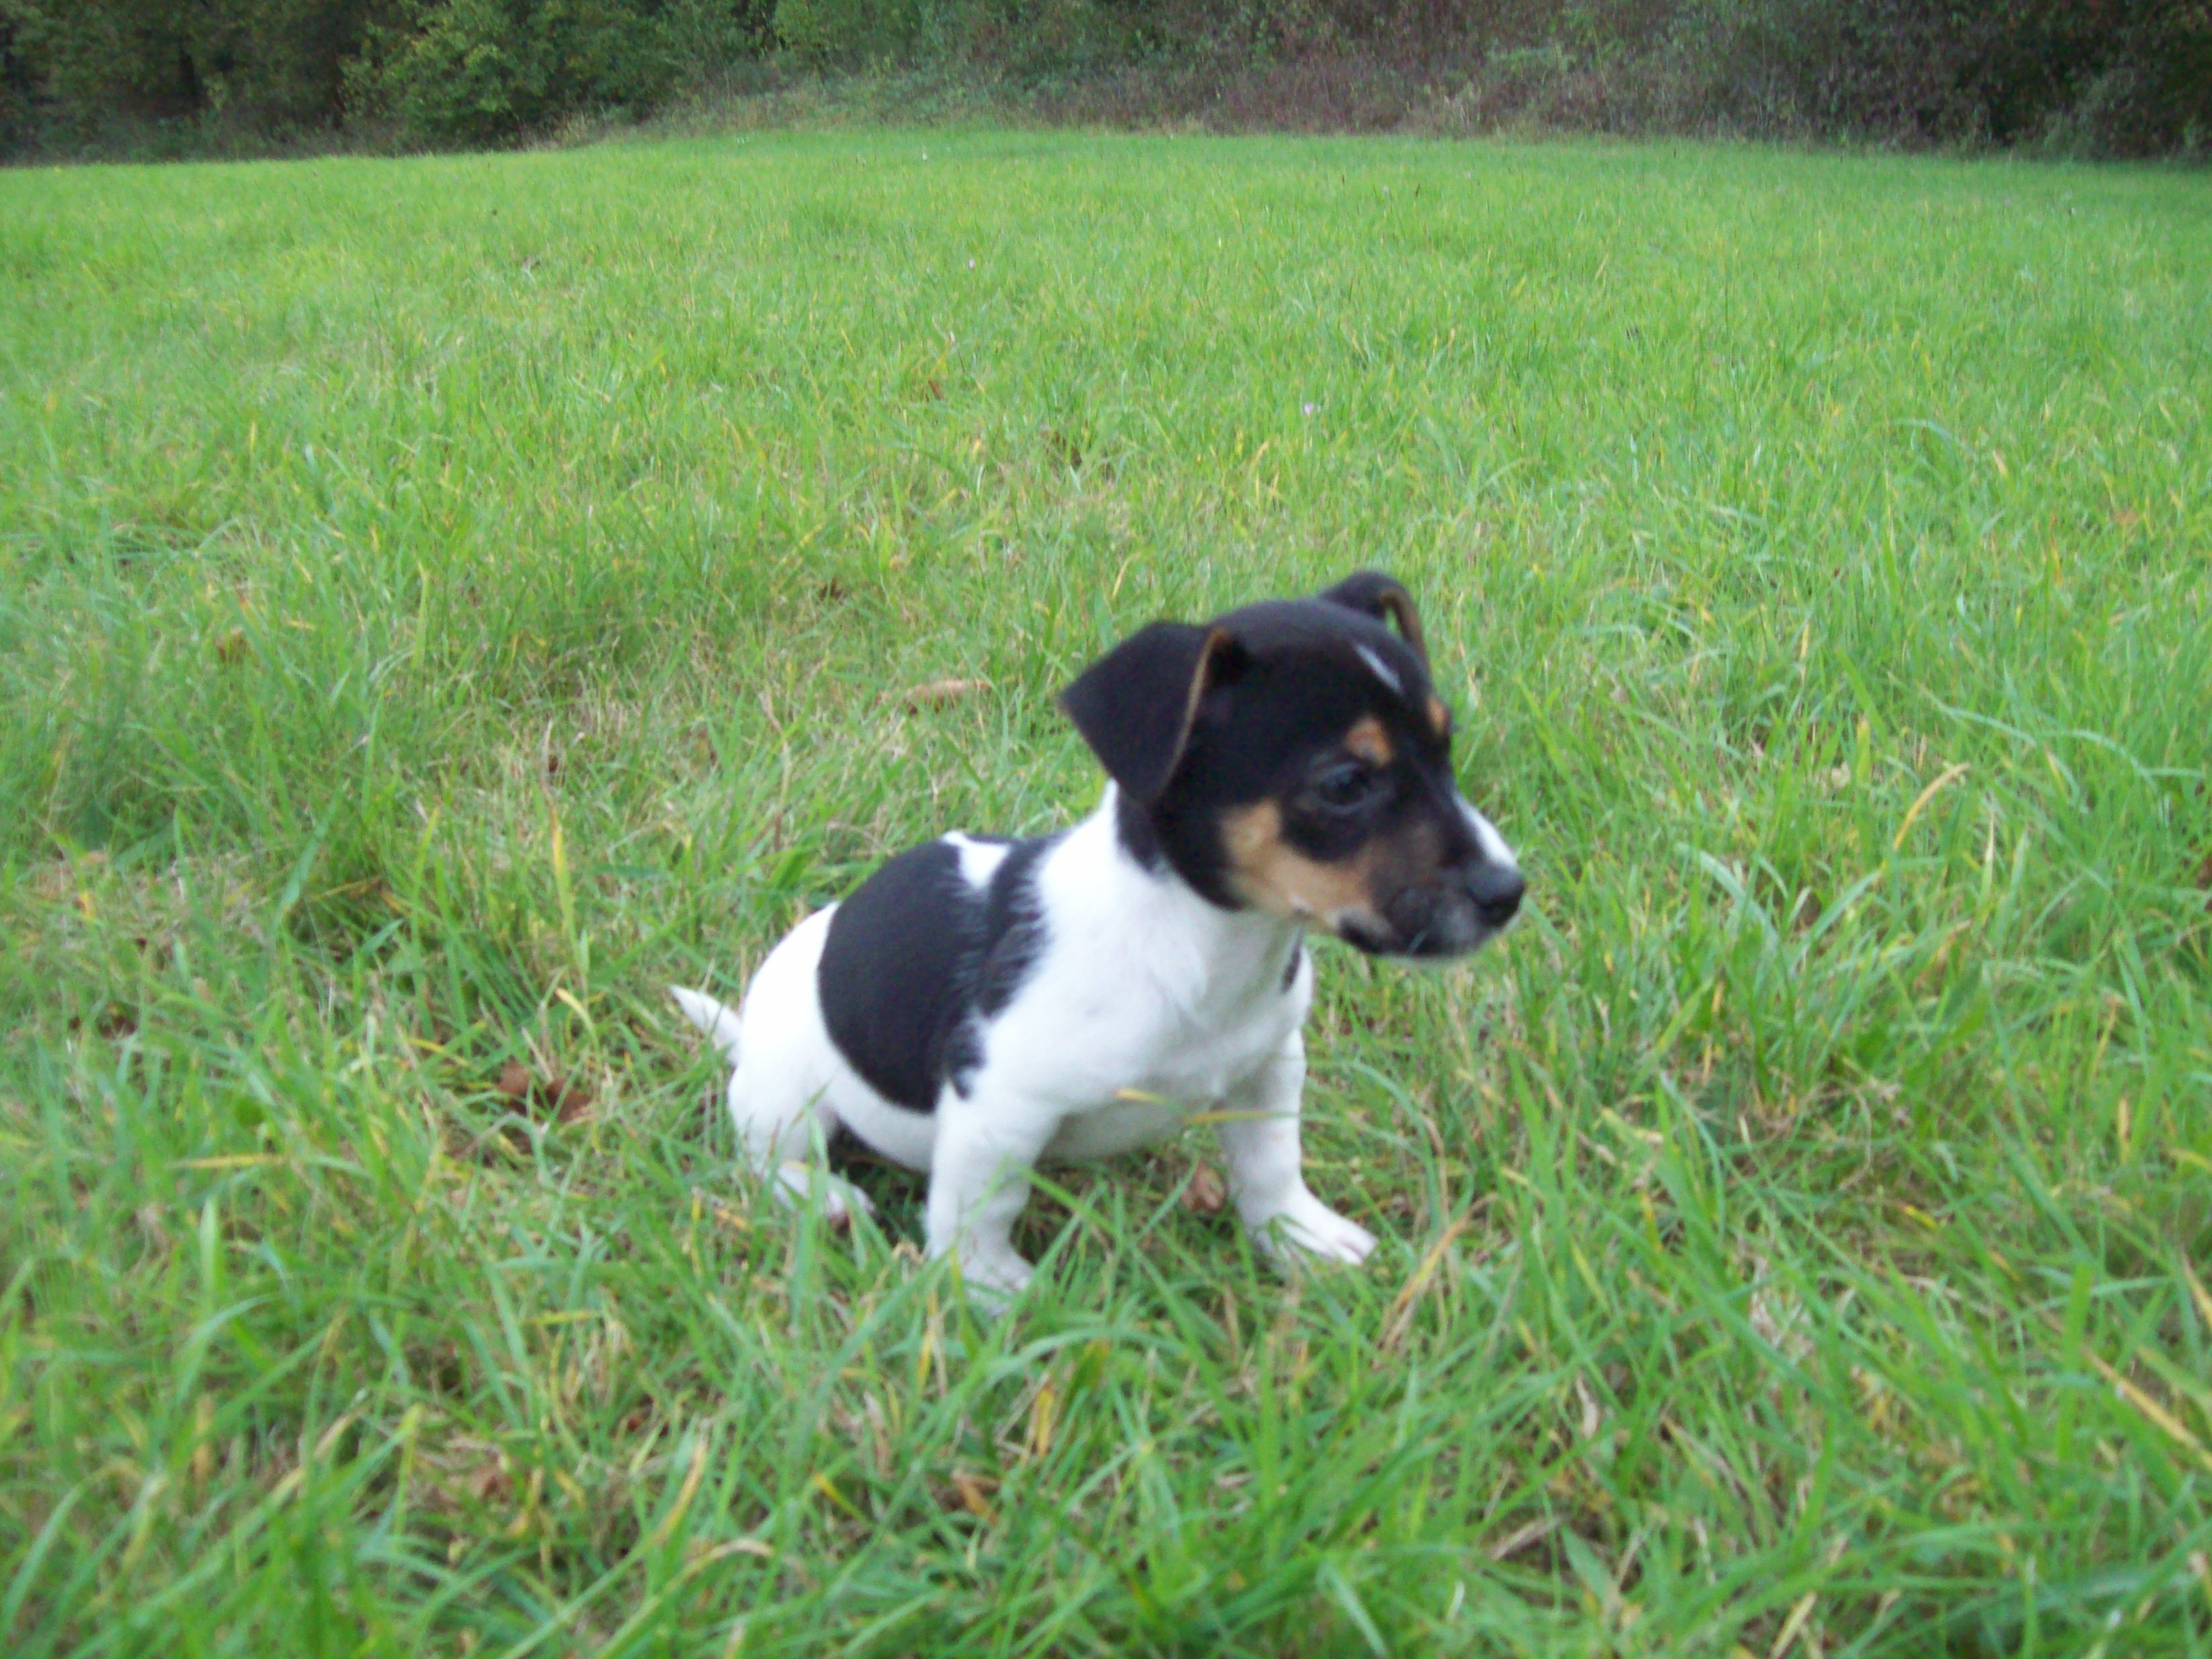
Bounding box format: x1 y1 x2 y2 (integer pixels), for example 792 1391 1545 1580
0 0 2204 154
352 0 772 144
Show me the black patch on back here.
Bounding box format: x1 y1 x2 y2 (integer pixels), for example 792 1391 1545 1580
817 843 972 1114
944 835 1054 1095
817 835 1054 1116
975 837 1053 1017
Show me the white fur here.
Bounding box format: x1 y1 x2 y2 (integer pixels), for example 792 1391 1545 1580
669 985 743 1058
1354 643 1403 697
673 787 1379 1301
1462 799 1519 873
944 832 1009 887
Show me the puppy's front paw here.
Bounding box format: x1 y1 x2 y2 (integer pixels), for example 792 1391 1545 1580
1250 1191 1377 1269
949 1248 1033 1313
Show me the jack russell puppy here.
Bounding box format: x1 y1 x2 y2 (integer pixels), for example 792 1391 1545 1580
675 572 1523 1299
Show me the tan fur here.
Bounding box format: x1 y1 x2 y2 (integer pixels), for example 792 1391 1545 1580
1221 801 1380 925
1344 715 1395 767
1425 695 1451 738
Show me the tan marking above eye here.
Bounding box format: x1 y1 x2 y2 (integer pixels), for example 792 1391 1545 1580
1220 801 1378 925
1344 715 1395 767
1425 695 1451 738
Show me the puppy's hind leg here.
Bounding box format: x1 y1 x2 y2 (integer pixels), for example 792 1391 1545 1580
734 1077 876 1229
671 986 873 1227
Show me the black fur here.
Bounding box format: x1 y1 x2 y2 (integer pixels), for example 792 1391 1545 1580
1316 570 1429 663
1065 579 1517 957
1059 622 1240 805
945 835 1054 1095
1139 598 1462 908
1113 785 1166 872
817 835 1054 1115
816 843 970 1113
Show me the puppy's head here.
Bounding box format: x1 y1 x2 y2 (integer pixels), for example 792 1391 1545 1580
1061 572 1523 960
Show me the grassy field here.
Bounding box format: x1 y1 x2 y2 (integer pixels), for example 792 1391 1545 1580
3 128 2209 1656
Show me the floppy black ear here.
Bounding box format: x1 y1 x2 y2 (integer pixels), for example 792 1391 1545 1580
1318 570 1427 664
1059 621 1238 803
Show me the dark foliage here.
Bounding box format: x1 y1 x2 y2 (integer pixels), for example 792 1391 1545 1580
2 0 388 135
0 0 2204 156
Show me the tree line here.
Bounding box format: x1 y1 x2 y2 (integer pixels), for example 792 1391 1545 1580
3 0 2206 157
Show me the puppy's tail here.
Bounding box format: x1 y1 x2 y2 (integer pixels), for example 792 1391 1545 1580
670 986 744 1063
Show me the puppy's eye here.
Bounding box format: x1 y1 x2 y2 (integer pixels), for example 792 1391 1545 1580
1307 760 1383 815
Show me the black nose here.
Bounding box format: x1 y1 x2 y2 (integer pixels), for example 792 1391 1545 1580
1463 862 1524 928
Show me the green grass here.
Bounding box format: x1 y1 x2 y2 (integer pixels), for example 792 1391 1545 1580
2 127 2209 1657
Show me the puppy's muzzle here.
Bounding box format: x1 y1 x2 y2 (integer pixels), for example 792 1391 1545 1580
1357 859 1523 960
1462 860 1526 929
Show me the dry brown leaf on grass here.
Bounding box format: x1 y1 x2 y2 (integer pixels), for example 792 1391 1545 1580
464 1448 513 1504
899 677 990 711
1182 1160 1227 1217
68 1002 137 1038
495 1060 594 1123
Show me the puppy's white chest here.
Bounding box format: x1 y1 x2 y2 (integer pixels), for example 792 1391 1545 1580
1132 1017 1277 1105
1040 990 1298 1164
1042 1065 1251 1164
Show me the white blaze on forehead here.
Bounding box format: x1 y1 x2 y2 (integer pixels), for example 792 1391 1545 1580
1460 799 1518 872
945 832 1010 888
1353 643 1404 698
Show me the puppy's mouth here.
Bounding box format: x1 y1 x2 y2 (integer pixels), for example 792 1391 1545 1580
1335 878 1521 961
1334 910 1495 961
